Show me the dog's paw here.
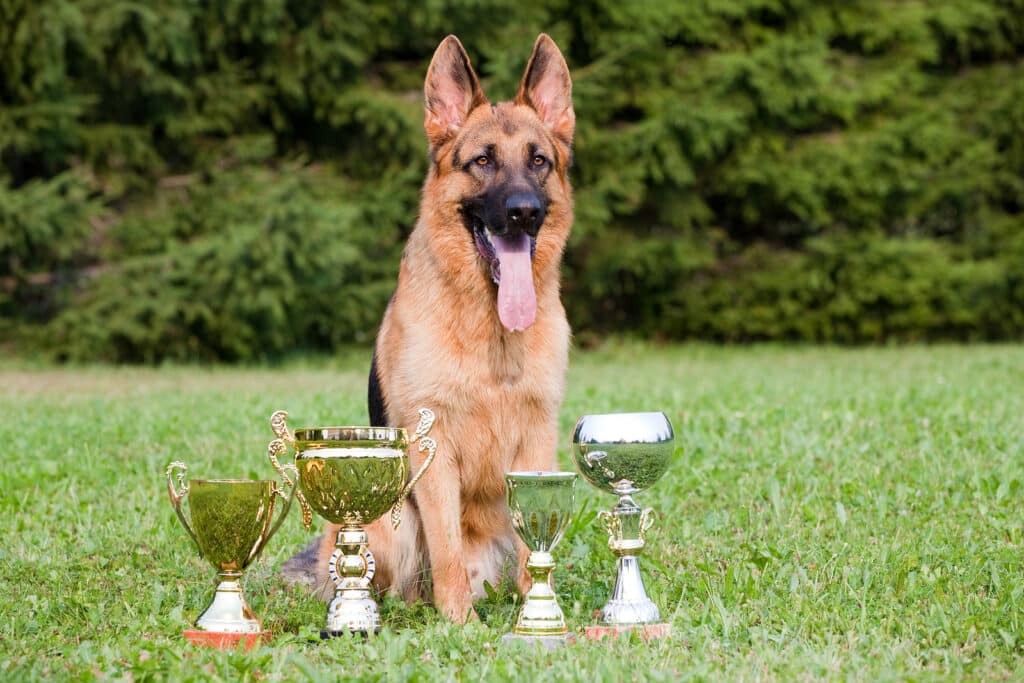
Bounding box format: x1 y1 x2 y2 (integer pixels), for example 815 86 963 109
280 537 321 589
435 588 477 624
442 602 478 624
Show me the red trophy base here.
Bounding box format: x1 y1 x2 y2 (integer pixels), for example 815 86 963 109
583 623 672 641
183 629 270 650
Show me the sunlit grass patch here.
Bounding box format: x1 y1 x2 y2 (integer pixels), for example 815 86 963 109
2 344 1023 680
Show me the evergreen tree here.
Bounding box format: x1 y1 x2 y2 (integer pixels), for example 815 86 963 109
2 1 1023 359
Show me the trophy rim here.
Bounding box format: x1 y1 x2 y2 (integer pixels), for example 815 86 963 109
292 426 407 444
190 478 276 485
572 411 674 444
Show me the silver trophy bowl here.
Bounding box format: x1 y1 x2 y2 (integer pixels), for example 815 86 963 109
572 412 674 495
571 412 675 628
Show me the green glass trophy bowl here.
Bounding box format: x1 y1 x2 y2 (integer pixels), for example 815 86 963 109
268 409 437 638
166 460 298 649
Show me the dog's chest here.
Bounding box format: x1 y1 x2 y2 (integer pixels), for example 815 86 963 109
389 304 567 499
403 336 555 475
403 316 561 399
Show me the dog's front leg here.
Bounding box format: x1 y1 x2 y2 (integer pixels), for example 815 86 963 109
412 430 476 622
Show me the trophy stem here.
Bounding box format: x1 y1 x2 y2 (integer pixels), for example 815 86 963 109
194 570 264 634
599 495 661 625
323 525 380 637
511 550 569 638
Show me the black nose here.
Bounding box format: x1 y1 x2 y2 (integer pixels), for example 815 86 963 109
505 192 543 236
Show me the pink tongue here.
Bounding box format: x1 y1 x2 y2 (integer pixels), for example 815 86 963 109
492 233 536 331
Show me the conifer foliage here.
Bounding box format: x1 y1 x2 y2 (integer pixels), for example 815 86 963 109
2 1 1023 359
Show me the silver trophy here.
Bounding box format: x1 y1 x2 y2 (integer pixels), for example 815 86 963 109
571 412 675 639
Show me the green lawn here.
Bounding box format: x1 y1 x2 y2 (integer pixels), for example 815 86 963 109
3 344 1024 681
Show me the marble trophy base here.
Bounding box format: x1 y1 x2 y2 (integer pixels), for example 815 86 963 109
183 629 269 650
583 623 671 641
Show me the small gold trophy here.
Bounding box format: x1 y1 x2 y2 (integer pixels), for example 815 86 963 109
571 412 675 641
165 450 299 649
269 408 437 637
503 471 577 647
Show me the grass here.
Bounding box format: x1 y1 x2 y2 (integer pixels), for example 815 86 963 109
3 343 1024 681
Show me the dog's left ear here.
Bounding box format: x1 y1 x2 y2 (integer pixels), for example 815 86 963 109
516 34 574 145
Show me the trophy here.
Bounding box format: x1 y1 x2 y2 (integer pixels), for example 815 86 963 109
571 412 675 640
165 448 299 649
503 471 577 647
269 408 437 637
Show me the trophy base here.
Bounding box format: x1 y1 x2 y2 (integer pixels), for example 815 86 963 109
324 592 381 637
319 628 375 639
501 633 576 649
183 629 269 650
583 623 671 641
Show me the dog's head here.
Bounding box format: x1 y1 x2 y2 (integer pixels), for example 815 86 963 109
420 34 574 332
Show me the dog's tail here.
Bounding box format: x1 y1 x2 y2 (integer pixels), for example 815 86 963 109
281 537 320 588
368 351 387 427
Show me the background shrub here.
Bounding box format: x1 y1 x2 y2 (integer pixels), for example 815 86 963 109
2 1 1023 360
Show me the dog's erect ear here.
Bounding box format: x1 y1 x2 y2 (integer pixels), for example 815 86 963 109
424 35 488 148
516 34 574 144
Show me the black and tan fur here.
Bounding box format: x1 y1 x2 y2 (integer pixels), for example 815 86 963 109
285 33 575 622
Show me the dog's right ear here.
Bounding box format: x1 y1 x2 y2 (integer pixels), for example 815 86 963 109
424 35 488 148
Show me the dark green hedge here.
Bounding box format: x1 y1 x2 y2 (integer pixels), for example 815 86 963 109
3 1 1023 360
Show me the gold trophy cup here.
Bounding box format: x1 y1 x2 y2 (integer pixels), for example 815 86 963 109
269 408 437 637
503 471 577 647
165 451 298 649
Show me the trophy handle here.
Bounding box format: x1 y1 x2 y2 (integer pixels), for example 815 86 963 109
391 408 437 530
165 461 200 550
250 442 302 564
639 507 656 541
598 510 621 542
268 410 313 531
270 409 294 442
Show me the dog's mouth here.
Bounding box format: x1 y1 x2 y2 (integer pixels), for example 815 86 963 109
470 218 538 332
471 221 537 283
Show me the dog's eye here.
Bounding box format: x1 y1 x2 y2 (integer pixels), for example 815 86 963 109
475 156 490 166
532 155 547 167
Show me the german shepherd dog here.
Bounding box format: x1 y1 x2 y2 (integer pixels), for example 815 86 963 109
284 33 574 622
